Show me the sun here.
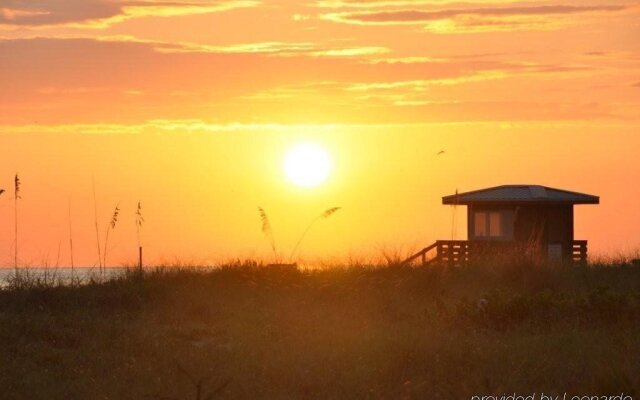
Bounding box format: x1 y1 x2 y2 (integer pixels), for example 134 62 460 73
284 143 332 188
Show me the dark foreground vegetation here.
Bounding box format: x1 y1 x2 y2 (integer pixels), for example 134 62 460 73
1 261 640 399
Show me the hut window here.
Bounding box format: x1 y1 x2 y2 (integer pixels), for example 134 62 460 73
489 212 502 237
474 212 487 237
474 211 508 239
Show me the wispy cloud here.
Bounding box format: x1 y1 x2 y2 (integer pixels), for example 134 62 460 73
1 35 636 125
314 0 518 8
346 71 508 91
160 40 390 58
3 34 389 59
322 4 632 33
0 0 259 28
0 120 351 135
5 119 636 136
325 5 628 24
365 56 449 64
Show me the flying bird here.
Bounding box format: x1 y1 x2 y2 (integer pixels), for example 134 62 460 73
0 189 4 195
436 150 446 156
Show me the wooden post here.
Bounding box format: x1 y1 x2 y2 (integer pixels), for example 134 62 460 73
138 246 143 271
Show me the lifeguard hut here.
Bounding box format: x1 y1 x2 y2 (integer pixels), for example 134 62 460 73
403 185 599 266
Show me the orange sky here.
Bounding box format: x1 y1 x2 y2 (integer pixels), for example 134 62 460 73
1 0 639 266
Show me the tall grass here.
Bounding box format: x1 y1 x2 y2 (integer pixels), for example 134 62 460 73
1 261 639 399
68 199 75 276
14 174 20 270
102 204 120 269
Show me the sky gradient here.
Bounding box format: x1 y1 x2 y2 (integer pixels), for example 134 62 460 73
1 0 639 266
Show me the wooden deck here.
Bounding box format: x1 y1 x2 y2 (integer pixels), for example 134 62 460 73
402 240 588 266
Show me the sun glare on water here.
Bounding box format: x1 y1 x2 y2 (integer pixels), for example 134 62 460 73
284 143 332 188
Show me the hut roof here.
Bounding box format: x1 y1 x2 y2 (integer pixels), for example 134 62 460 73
442 185 599 205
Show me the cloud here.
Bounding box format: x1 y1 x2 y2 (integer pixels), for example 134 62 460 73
0 36 632 125
0 37 399 124
365 56 449 64
322 4 631 32
155 40 390 58
314 0 518 8
0 0 258 28
325 5 628 24
315 0 448 8
0 120 336 135
11 34 390 59
4 119 635 137
346 71 508 91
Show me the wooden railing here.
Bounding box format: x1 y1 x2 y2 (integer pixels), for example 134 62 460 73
401 242 438 265
436 240 470 267
572 240 588 264
402 240 589 266
401 240 469 267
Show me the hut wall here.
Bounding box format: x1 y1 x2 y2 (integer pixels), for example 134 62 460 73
466 203 575 262
513 204 574 258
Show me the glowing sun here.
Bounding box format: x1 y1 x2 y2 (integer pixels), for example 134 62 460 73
284 143 332 188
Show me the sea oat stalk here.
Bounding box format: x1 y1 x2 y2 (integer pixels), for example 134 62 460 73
136 201 144 270
258 207 278 262
290 207 341 262
103 204 120 270
14 174 21 270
